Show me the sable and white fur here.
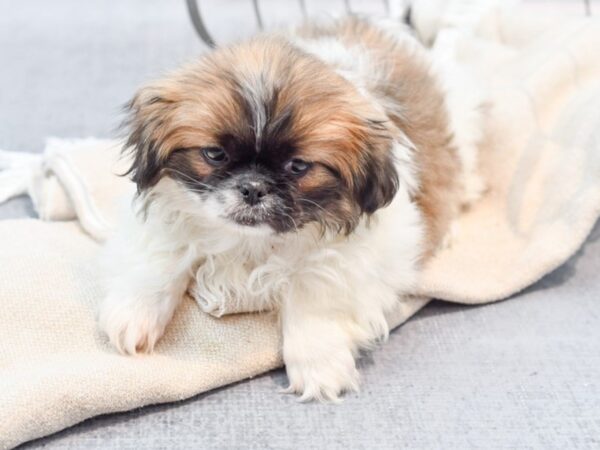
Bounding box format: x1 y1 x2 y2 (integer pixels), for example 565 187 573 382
98 17 486 401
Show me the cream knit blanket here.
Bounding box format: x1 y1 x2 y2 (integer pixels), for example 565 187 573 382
1 8 599 449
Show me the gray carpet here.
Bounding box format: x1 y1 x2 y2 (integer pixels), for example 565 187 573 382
1 1 599 448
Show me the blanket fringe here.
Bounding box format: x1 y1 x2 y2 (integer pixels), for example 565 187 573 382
0 149 42 203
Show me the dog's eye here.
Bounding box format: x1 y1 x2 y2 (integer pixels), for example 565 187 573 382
284 158 311 176
201 147 228 165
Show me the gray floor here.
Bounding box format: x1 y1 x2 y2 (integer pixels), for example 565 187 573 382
1 1 599 448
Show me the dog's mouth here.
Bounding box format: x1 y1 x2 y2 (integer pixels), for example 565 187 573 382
225 203 299 234
227 204 271 228
222 208 279 236
232 215 262 227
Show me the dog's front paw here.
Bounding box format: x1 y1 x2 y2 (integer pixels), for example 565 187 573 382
282 346 360 403
98 294 174 355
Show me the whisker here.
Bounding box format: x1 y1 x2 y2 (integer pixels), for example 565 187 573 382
165 168 215 190
298 198 327 213
273 205 299 232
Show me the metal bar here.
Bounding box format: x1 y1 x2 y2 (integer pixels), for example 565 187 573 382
299 0 308 20
382 0 390 16
186 0 216 47
252 0 264 30
343 0 352 14
584 0 592 16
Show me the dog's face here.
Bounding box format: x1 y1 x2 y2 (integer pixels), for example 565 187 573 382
125 38 399 234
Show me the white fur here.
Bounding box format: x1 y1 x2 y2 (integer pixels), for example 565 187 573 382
99 21 484 401
100 174 423 400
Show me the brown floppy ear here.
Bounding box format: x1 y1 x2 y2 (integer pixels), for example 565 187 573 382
355 152 399 214
353 125 399 215
122 85 176 192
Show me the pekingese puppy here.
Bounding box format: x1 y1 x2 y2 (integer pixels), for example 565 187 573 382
99 17 485 401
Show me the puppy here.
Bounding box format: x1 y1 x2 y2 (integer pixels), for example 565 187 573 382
99 17 485 401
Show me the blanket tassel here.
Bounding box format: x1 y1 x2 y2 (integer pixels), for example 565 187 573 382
0 149 42 204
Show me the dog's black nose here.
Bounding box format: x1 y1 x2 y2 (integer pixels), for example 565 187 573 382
238 181 268 206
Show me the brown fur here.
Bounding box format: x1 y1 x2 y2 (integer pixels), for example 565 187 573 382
297 18 461 257
125 17 460 253
125 35 398 233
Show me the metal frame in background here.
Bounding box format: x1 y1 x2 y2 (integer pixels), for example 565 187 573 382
186 0 215 47
186 0 592 48
185 0 392 47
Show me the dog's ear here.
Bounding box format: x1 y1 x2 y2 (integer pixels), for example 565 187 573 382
122 84 177 192
354 150 399 215
353 123 399 215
